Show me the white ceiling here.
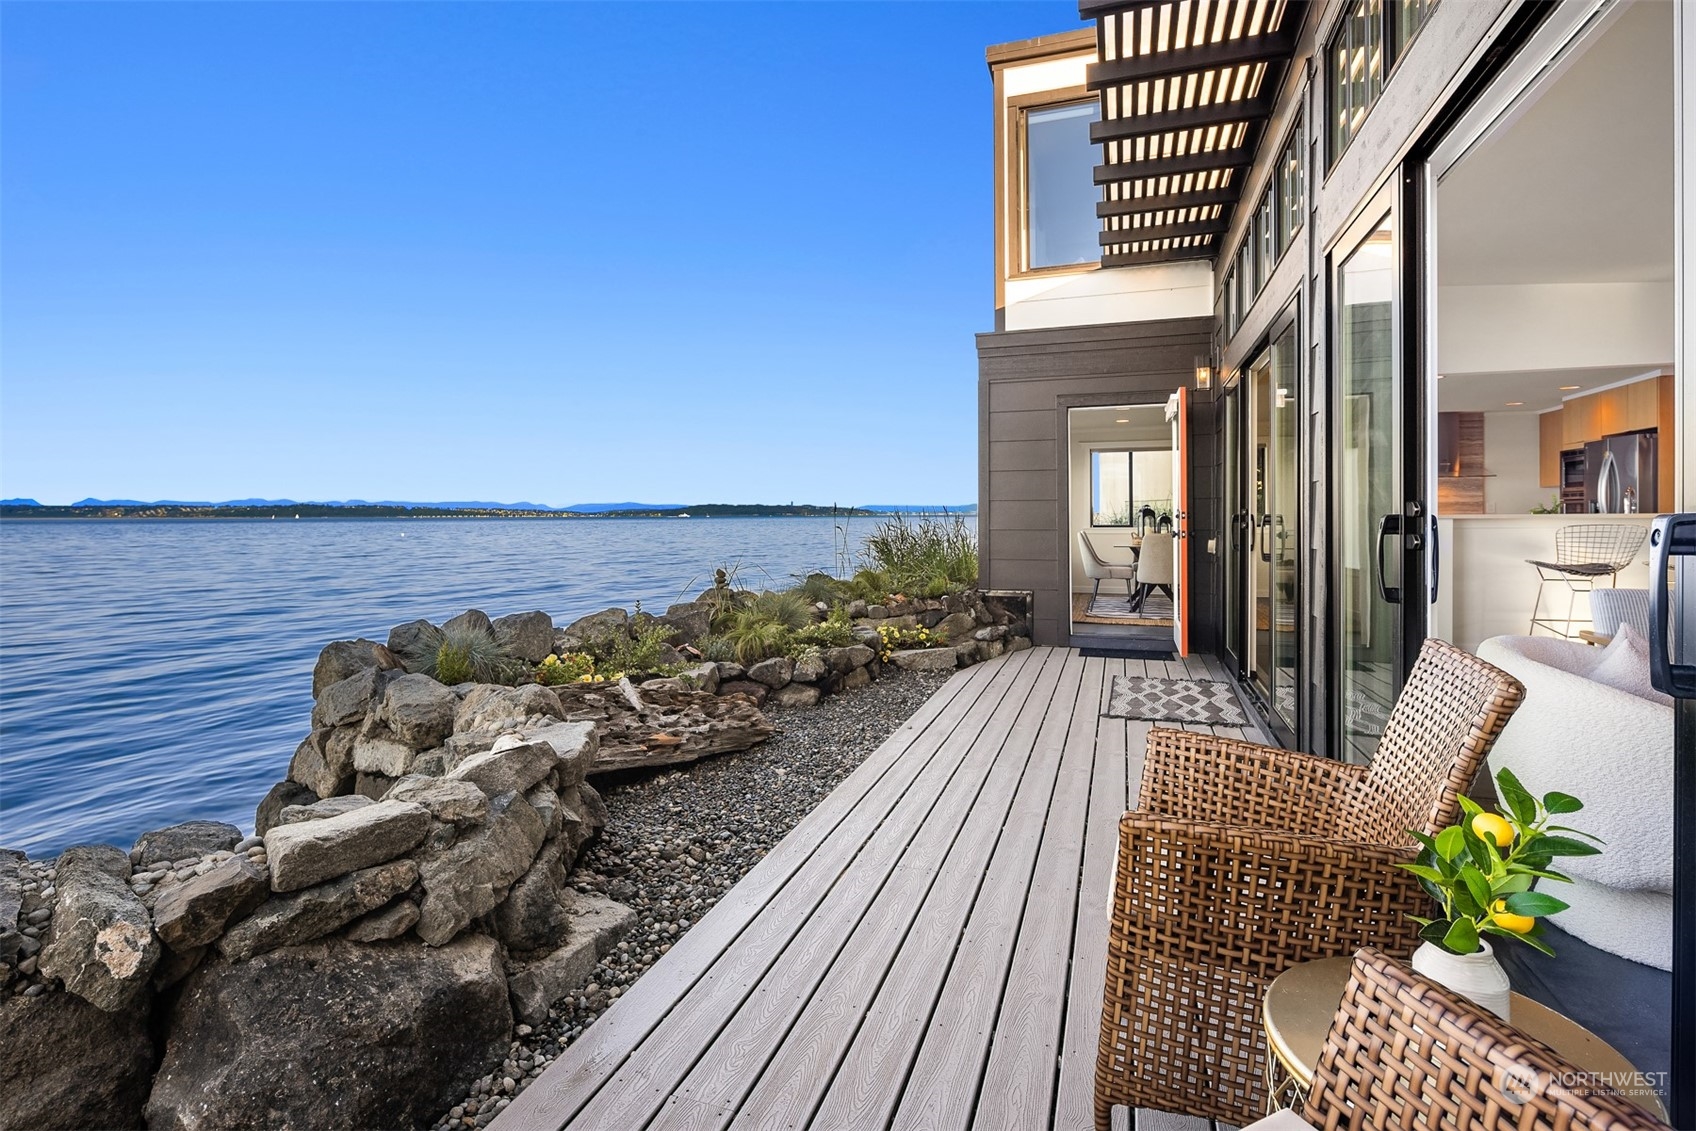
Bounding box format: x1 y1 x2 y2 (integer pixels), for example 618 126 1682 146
1070 404 1171 446
1437 365 1663 414
1437 1 1674 287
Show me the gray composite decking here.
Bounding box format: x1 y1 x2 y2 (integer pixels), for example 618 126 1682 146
494 646 1267 1131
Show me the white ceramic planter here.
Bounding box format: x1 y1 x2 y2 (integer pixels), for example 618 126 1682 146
1412 939 1513 1021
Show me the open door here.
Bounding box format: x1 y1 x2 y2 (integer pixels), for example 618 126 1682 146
1167 387 1190 656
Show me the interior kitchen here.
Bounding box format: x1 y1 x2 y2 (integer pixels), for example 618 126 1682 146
1429 0 1673 651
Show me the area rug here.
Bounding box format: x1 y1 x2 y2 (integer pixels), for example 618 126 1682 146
1073 592 1174 627
1106 675 1249 726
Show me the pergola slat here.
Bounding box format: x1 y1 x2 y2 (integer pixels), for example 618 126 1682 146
1094 143 1254 184
1090 95 1275 144
1098 217 1228 246
1097 185 1239 218
1087 27 1300 89
1100 245 1217 267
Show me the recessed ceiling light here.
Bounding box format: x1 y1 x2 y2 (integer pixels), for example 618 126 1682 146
1115 418 1130 423
1505 401 1524 407
1559 385 1581 391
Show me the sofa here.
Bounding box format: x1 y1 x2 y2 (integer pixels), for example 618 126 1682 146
1476 632 1673 970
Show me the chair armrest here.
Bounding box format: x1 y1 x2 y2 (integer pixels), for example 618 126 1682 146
1138 728 1368 839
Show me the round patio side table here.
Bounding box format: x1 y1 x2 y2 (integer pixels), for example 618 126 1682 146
1260 955 1668 1121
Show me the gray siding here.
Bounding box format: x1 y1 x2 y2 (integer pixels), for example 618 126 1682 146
977 319 1215 647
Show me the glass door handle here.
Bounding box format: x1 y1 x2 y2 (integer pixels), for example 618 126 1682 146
1429 514 1440 604
1375 514 1403 605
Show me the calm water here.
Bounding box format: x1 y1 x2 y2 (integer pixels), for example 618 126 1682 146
0 516 939 858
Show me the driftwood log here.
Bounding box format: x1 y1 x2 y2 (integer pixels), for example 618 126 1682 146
551 679 774 774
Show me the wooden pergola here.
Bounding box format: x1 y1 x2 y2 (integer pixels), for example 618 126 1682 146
1080 0 1307 266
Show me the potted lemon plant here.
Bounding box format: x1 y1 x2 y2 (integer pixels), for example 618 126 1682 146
1397 766 1602 1020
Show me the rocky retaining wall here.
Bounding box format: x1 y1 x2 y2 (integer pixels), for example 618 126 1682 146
0 587 1030 1129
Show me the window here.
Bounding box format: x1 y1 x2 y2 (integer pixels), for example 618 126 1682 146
1091 450 1172 526
1224 266 1240 334
1022 101 1102 269
1257 190 1276 285
1277 123 1304 250
1328 0 1437 165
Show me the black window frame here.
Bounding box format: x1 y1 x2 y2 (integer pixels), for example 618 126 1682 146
1326 0 1439 168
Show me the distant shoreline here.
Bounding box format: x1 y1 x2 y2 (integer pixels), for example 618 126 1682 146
0 503 976 521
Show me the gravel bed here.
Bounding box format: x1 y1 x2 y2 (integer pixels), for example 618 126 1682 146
433 667 953 1130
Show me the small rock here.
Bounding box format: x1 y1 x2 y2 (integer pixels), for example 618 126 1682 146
746 656 794 689
254 780 319 838
386 775 490 826
345 898 421 942
276 795 374 826
151 856 270 951
447 742 557 799
492 611 555 664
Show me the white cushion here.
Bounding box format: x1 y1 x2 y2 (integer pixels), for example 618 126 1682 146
1589 624 1674 707
1241 1107 1320 1131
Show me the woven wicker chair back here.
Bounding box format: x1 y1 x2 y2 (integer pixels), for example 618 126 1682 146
1305 950 1670 1131
1345 638 1525 844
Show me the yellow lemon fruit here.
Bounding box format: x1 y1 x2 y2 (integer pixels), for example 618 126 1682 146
1491 899 1535 934
1471 813 1514 849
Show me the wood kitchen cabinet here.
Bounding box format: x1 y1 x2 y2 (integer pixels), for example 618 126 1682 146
1563 394 1598 447
1539 409 1563 487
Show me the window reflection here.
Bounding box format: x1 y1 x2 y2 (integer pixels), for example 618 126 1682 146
1026 102 1102 269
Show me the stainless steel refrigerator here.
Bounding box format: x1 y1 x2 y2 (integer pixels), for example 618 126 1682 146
1583 429 1659 513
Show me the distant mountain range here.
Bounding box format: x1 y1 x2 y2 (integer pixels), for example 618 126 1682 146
10 498 973 514
1 498 976 517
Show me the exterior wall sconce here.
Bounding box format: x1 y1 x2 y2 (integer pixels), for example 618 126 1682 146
1194 357 1213 392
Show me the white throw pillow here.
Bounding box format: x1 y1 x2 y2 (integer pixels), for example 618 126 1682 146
1588 623 1674 707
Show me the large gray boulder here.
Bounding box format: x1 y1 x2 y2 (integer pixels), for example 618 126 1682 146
311 638 390 699
415 792 545 946
453 683 565 735
505 890 637 1026
263 799 430 892
286 728 354 799
275 794 372 826
511 721 597 786
217 859 419 962
768 683 823 709
890 646 957 672
378 673 459 750
131 821 241 869
659 602 712 644
39 845 159 1012
385 776 489 826
0 984 155 1130
253 781 317 838
310 666 385 729
561 607 628 645
747 656 794 689
791 653 827 683
152 856 270 951
351 729 416 777
386 618 437 663
493 831 586 953
441 608 493 636
147 934 509 1131
934 611 978 643
447 739 557 798
1 849 25 963
492 611 554 663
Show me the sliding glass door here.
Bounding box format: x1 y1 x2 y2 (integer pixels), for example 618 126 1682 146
1241 307 1300 742
1332 184 1426 763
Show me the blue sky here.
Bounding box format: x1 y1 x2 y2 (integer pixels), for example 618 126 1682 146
1 1 1078 507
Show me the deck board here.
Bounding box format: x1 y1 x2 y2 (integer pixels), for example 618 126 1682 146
493 647 1265 1131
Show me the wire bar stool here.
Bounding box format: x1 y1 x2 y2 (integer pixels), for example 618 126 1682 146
1526 524 1647 638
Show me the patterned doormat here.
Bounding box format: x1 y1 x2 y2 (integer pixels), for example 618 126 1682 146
1073 592 1174 626
1106 675 1249 726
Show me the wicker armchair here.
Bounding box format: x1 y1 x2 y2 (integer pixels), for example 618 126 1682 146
1094 638 1525 1128
1303 949 1669 1131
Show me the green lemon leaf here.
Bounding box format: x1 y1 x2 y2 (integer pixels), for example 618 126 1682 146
1506 864 1572 883
1542 792 1583 815
1495 767 1537 825
1492 874 1533 895
1456 793 1484 819
1536 835 1603 858
1505 891 1570 916
1420 920 1454 946
1398 864 1448 884
1435 826 1466 861
1459 864 1492 910
1442 917 1480 954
